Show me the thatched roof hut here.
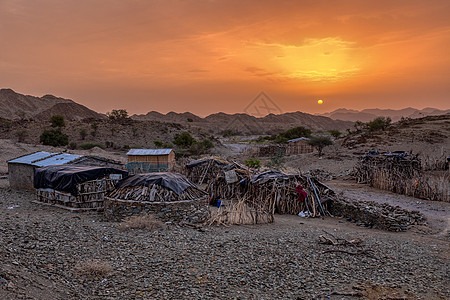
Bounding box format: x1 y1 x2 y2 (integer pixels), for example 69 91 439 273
105 173 209 223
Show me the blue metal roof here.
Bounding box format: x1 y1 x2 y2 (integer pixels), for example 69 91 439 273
34 153 83 167
288 137 310 143
127 149 173 156
8 152 82 167
8 151 54 165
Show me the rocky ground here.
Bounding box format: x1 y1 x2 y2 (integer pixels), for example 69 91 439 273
1 177 448 300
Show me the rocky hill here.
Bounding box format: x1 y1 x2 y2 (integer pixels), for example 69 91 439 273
321 107 450 122
0 89 104 120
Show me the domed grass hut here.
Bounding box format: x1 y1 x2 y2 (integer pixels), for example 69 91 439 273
34 165 128 211
104 173 209 224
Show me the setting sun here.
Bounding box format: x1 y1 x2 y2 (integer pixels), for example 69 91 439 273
318 99 323 104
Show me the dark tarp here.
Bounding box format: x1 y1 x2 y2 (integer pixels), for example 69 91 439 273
251 170 289 184
34 165 128 195
186 158 227 169
115 172 197 195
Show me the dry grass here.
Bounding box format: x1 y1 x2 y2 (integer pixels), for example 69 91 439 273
74 260 113 278
118 214 164 231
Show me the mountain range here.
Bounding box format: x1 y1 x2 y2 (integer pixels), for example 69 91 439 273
2 88 448 135
320 107 450 122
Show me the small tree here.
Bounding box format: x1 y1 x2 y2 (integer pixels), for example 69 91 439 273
40 129 69 147
15 130 28 142
79 128 88 140
308 136 333 157
366 117 391 132
245 158 261 169
107 109 129 120
354 120 364 132
153 140 163 148
173 132 196 148
50 115 66 128
91 122 99 137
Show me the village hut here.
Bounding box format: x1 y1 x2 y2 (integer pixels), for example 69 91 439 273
126 149 175 174
34 165 127 210
7 152 124 190
287 137 314 155
7 151 122 190
104 172 209 223
208 169 335 225
355 150 448 201
185 156 229 185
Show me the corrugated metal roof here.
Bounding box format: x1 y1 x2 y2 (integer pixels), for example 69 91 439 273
35 153 83 167
8 151 55 165
288 137 310 143
127 149 173 156
8 152 83 167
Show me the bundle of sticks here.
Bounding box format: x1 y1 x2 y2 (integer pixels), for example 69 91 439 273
107 184 206 202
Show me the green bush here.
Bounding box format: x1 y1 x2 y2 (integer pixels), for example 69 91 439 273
245 158 261 169
69 142 77 149
279 126 311 140
366 117 391 131
40 129 69 147
187 118 193 122
173 132 196 148
79 142 105 150
50 115 66 128
153 140 163 148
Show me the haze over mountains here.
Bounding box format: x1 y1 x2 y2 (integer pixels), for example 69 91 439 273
1 88 449 134
320 108 450 122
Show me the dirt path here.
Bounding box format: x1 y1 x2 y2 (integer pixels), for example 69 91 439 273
328 179 450 236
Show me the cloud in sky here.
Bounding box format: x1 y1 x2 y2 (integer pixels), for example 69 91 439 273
0 0 449 115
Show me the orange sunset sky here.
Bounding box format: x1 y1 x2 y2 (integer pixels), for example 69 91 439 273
1 0 449 116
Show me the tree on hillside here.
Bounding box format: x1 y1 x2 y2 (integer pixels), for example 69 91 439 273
173 132 196 148
308 135 333 157
366 117 391 132
280 126 312 140
50 114 66 128
107 109 129 120
40 128 69 147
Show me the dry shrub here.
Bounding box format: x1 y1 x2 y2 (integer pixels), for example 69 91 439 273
118 214 163 231
74 260 112 278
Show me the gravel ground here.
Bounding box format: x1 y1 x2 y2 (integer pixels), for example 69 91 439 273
1 180 449 299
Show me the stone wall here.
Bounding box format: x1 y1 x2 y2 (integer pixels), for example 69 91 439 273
104 197 210 224
329 198 425 232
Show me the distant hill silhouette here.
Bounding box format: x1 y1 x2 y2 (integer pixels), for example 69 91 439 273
0 88 104 121
320 107 450 122
133 110 354 134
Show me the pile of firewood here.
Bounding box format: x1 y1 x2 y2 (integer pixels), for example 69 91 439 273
35 177 118 210
107 184 206 202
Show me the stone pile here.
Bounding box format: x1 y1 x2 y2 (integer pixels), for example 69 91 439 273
329 198 425 232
